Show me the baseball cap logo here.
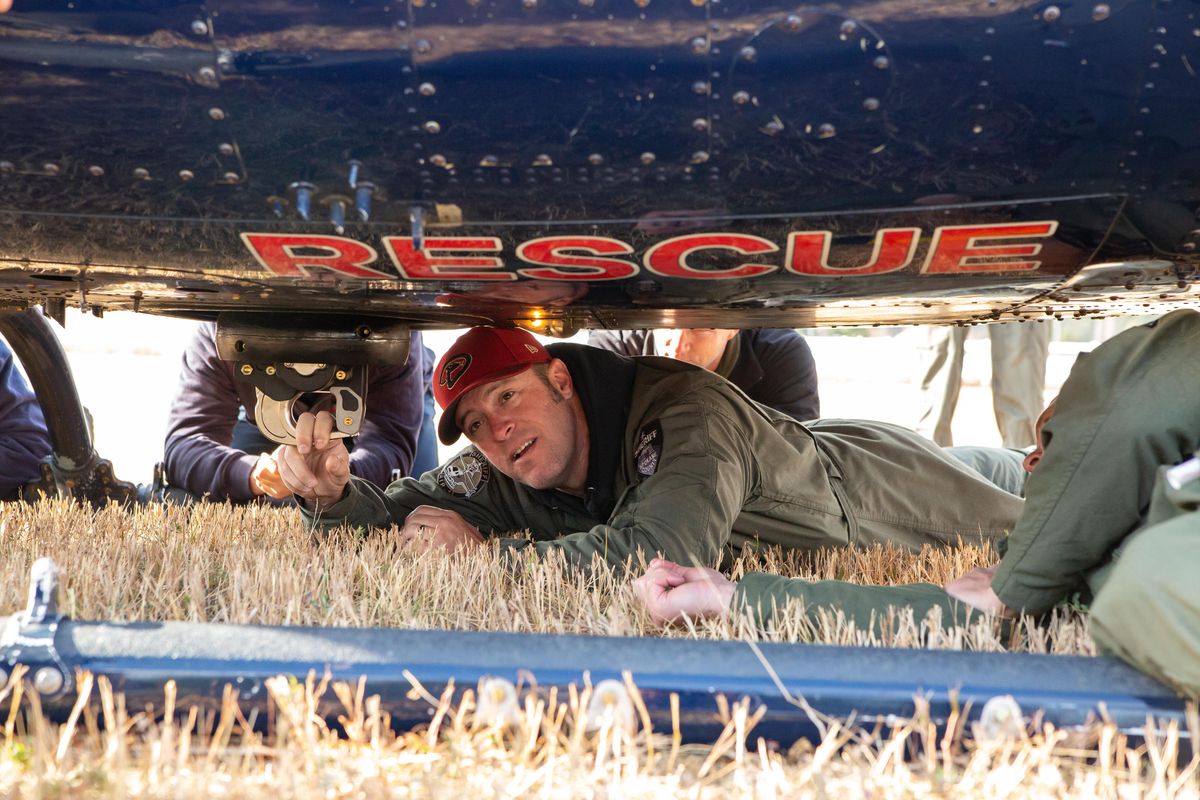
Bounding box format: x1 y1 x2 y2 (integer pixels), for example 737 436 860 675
439 354 472 389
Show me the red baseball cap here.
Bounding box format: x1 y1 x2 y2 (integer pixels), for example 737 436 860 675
433 327 551 444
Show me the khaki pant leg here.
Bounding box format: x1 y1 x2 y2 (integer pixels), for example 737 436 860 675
916 326 967 446
1089 512 1200 701
988 322 1051 449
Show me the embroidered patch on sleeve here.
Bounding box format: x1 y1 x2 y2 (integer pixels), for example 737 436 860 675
634 421 664 477
436 448 492 498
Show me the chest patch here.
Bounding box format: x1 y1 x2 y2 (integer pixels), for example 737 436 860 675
634 421 663 477
437 449 492 498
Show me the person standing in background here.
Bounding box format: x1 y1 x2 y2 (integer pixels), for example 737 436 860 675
917 322 1051 447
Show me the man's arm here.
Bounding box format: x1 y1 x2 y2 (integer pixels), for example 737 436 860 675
0 341 51 496
748 329 820 421
294 442 517 538
635 560 980 632
343 332 426 486
163 322 259 501
991 310 1200 615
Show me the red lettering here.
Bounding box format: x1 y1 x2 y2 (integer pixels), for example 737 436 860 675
240 233 389 278
382 237 510 280
643 234 778 279
921 221 1058 273
515 236 639 281
785 228 919 276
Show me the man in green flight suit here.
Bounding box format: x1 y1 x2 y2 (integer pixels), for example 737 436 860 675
276 326 1021 569
634 309 1200 700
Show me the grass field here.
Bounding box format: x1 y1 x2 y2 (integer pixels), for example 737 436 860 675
4 500 1196 798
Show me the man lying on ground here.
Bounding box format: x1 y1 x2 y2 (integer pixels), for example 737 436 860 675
277 327 1020 568
633 310 1200 699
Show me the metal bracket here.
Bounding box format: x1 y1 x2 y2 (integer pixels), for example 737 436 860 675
0 558 73 698
214 313 411 447
251 363 367 446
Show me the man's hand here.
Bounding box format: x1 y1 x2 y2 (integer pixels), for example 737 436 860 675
944 566 1015 617
275 411 351 509
400 505 484 555
249 452 292 500
632 558 737 624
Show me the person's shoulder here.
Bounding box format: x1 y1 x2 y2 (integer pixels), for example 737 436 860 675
748 328 805 347
587 329 648 353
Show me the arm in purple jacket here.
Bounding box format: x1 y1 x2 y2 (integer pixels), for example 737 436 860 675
164 324 425 499
0 339 53 496
338 331 425 487
163 322 259 501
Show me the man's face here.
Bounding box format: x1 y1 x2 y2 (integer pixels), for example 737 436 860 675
1022 398 1058 473
653 329 740 371
454 360 588 492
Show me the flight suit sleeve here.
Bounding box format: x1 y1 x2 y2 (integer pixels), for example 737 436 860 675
299 453 516 536
752 330 820 421
163 323 259 502
344 332 425 487
734 572 978 633
0 341 52 496
501 397 756 570
991 310 1200 615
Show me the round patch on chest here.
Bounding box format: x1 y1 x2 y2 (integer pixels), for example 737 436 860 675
437 449 492 498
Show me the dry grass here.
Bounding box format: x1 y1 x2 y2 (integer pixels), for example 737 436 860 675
0 501 1185 798
0 666 1196 799
0 499 1092 654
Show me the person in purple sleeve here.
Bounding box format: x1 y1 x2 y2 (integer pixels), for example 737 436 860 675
163 322 425 504
0 338 52 500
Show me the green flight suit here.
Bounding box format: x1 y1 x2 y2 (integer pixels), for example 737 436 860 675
1089 465 1200 700
732 310 1200 699
991 309 1200 614
302 345 1022 569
